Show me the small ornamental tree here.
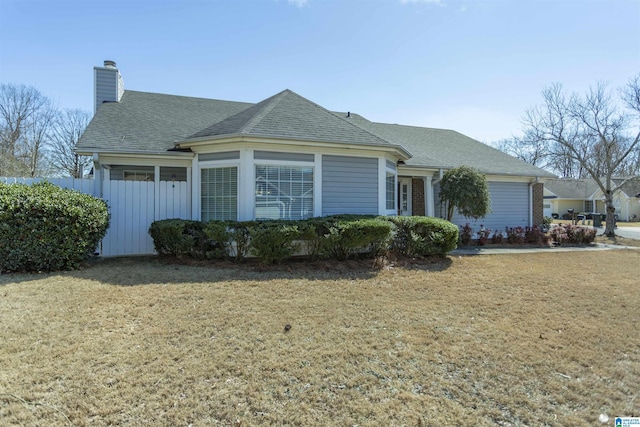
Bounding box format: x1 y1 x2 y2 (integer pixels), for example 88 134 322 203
439 166 490 221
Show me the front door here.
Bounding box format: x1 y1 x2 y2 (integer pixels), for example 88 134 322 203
399 178 412 216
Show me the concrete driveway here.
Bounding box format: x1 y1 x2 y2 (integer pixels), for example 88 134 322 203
608 226 640 240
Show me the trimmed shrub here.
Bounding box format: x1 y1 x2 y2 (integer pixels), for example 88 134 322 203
0 181 109 272
202 220 231 259
550 224 596 245
524 225 550 246
227 221 254 262
148 219 196 257
387 216 458 256
321 216 392 261
250 221 301 264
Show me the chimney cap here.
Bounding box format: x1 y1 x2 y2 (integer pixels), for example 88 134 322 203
104 60 117 68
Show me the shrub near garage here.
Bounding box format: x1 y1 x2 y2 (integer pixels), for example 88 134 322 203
0 181 109 272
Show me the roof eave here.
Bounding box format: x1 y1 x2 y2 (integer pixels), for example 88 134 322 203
176 134 413 160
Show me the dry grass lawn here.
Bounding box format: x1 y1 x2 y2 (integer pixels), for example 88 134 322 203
1 250 639 426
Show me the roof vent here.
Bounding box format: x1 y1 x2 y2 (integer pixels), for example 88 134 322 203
346 111 351 118
104 60 117 68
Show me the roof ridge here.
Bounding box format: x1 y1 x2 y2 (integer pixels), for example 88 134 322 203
241 90 291 134
124 89 254 105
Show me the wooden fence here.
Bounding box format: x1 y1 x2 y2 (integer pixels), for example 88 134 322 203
1 177 191 257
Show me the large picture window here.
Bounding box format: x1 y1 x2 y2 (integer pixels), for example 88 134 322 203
255 165 313 220
201 167 238 221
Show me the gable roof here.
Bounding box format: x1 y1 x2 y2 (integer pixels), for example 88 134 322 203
185 90 398 149
78 87 554 178
78 91 252 153
344 114 555 177
544 178 600 199
545 177 640 199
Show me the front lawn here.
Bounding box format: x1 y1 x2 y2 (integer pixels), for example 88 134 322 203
1 251 639 426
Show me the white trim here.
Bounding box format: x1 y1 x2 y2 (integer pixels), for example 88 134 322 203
314 154 322 217
424 176 434 217
399 177 412 216
238 149 253 221
191 156 199 220
378 158 387 215
154 166 160 220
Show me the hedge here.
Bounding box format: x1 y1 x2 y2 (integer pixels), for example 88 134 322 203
0 181 110 272
149 215 459 263
386 216 459 256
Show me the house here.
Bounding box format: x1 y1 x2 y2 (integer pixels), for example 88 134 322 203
77 61 554 255
545 177 640 221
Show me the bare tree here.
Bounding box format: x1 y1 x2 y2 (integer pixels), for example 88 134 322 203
524 77 640 236
49 109 92 177
0 83 55 177
495 135 550 169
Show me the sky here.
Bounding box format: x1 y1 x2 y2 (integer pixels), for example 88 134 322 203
0 0 639 144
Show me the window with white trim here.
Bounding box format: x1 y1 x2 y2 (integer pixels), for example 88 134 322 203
255 165 313 220
201 167 238 221
386 172 395 210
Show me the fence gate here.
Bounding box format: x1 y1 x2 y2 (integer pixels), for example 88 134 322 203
101 180 190 257
2 176 191 257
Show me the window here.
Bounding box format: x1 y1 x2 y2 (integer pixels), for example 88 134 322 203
201 167 237 221
386 173 395 210
123 169 154 181
255 165 313 220
584 200 594 212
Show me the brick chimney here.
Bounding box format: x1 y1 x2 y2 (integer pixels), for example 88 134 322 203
94 60 124 114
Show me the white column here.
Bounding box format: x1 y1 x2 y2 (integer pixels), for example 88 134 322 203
378 158 387 215
424 175 434 217
314 154 322 217
238 148 254 221
191 156 199 220
154 165 160 220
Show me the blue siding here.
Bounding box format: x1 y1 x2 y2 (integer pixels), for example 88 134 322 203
434 181 530 233
95 68 118 112
254 151 314 162
322 155 378 215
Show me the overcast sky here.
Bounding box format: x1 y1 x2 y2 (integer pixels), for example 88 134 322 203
1 0 638 143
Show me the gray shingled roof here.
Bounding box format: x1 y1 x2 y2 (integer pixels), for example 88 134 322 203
546 177 640 198
544 179 599 198
344 114 554 177
77 91 252 152
78 88 554 178
185 89 399 149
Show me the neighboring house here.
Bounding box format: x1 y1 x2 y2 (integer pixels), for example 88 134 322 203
544 177 640 221
77 61 554 255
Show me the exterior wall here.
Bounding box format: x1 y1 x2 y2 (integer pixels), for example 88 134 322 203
411 178 425 216
434 181 530 233
532 183 544 225
94 66 123 113
553 200 586 218
322 155 378 215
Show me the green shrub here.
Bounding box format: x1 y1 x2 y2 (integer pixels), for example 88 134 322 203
0 181 109 272
148 219 195 257
228 221 254 262
387 216 458 256
322 216 392 261
250 221 300 264
203 220 231 259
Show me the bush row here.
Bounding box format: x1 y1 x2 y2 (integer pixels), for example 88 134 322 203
458 223 596 246
148 215 459 264
0 182 110 272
